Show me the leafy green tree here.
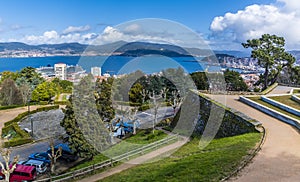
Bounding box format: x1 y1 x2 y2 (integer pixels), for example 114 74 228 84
129 83 144 104
52 78 73 93
288 66 300 85
0 71 18 83
190 72 209 90
242 34 295 90
224 69 248 91
0 78 23 105
95 77 115 122
31 81 57 102
17 67 44 86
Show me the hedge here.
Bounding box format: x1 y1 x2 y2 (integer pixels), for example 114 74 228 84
4 105 59 127
2 123 33 147
0 105 23 111
2 105 59 147
4 137 33 148
53 101 69 105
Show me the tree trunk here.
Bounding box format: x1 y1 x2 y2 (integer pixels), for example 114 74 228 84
5 174 9 182
264 65 269 90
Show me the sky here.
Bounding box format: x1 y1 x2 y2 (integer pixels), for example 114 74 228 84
1 0 299 50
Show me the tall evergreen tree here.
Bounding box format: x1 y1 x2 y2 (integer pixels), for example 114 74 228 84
242 34 295 90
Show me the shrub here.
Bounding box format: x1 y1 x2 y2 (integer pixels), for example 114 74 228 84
39 101 48 105
53 101 69 105
2 123 33 147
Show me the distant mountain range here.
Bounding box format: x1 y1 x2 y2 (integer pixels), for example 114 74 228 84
0 41 299 60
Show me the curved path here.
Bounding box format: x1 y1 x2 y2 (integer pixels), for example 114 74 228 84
0 105 42 135
207 94 300 181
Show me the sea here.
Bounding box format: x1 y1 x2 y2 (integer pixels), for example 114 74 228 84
0 56 239 74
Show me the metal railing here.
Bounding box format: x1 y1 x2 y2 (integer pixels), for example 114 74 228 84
35 134 180 182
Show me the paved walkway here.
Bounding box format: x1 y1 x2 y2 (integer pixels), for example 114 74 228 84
206 94 300 181
0 105 42 135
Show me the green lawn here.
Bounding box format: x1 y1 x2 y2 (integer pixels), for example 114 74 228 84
293 89 300 94
99 132 261 182
268 95 300 110
249 97 300 120
102 129 168 158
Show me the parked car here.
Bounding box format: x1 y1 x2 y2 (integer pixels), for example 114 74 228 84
28 152 51 165
0 164 37 181
47 143 78 162
23 159 47 174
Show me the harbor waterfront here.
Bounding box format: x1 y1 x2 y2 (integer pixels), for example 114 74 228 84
0 56 262 75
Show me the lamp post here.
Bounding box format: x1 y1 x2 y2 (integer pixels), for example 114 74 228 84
27 85 34 137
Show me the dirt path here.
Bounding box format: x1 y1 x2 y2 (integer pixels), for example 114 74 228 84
79 137 188 182
207 94 300 181
0 105 43 135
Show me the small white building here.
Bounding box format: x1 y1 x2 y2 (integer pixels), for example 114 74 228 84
91 67 101 77
54 63 67 80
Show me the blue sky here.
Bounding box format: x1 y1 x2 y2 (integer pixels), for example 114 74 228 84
1 0 299 50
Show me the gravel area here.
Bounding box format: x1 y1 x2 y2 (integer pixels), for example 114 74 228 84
19 109 66 140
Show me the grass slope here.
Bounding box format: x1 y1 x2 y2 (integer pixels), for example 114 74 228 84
268 95 300 111
70 129 167 171
100 132 261 182
249 97 300 120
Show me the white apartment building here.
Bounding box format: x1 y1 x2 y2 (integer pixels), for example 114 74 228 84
54 63 67 80
91 67 101 77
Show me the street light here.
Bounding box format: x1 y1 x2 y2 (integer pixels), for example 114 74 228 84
27 85 35 137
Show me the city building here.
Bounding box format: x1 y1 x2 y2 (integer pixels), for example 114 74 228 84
54 63 67 80
91 67 101 77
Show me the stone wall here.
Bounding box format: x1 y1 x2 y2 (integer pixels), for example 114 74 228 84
171 92 260 138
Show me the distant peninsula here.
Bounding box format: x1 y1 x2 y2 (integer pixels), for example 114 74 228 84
118 49 193 57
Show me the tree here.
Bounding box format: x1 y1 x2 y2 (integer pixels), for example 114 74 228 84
0 149 19 182
61 96 98 158
190 72 209 90
17 67 44 86
31 81 57 102
15 77 31 105
48 140 62 174
62 75 110 158
0 71 18 83
242 34 295 90
129 83 144 104
0 78 23 106
224 69 248 91
95 78 115 122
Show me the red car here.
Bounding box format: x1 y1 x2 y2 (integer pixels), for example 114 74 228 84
0 164 37 182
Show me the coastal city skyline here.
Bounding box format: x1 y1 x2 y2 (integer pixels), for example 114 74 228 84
1 0 298 50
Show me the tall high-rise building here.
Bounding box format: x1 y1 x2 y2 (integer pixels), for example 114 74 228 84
91 67 101 77
54 63 67 80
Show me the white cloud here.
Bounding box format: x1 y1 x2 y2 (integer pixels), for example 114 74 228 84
62 25 90 34
210 0 300 49
20 30 97 45
92 25 187 46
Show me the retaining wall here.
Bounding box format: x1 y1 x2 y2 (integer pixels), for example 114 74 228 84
239 96 300 130
261 96 300 117
292 95 300 104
